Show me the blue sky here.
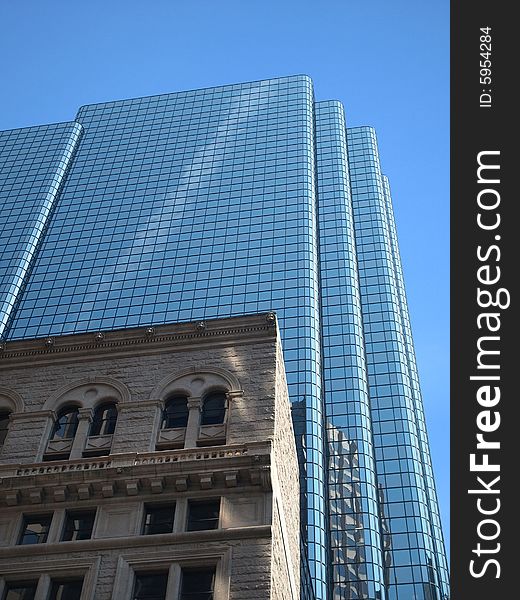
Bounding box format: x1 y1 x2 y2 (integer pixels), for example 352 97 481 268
0 0 450 544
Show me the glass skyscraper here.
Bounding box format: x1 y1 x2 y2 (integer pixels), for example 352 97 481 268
0 76 449 600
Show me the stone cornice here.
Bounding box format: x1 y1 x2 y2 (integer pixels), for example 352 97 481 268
0 313 278 367
9 409 55 421
0 443 273 506
118 399 162 411
0 525 273 560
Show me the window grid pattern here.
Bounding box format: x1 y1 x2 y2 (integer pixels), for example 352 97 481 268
143 504 176 535
162 396 189 429
5 76 327 600
90 402 118 436
347 126 447 600
382 176 450 596
0 122 83 339
133 573 168 600
48 579 84 600
2 582 38 600
52 407 79 440
180 567 215 600
18 515 52 545
61 510 96 541
316 102 384 600
0 77 449 600
200 392 226 425
187 499 220 532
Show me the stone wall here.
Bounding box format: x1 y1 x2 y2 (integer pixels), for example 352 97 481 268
0 314 301 600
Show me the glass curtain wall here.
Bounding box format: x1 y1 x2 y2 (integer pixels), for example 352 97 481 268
0 76 450 600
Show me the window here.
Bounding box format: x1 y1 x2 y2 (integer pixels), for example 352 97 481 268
61 511 96 541
0 411 10 446
162 396 188 429
143 504 175 535
89 403 117 436
2 582 37 600
51 407 79 440
200 393 226 426
48 579 84 600
18 514 52 545
180 567 216 600
187 499 220 531
133 573 168 600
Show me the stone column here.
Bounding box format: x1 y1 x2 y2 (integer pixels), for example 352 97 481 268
166 564 182 598
114 400 162 454
34 574 51 600
1 410 55 464
173 498 188 534
46 509 66 543
184 397 201 448
69 407 92 460
224 390 243 445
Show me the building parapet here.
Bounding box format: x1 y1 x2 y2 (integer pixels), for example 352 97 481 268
0 442 273 507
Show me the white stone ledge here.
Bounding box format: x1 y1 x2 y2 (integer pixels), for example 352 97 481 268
0 441 272 479
0 524 273 558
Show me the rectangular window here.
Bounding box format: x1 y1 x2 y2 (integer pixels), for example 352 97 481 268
18 514 52 545
142 504 175 535
48 579 84 600
133 573 168 600
61 510 96 541
2 582 38 600
187 499 220 531
180 567 216 600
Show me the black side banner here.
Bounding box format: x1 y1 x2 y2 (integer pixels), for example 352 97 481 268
451 2 515 599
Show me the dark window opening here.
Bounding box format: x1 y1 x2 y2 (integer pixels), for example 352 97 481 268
180 567 216 600
187 499 220 531
143 505 176 535
0 410 10 446
51 407 79 440
61 511 96 541
42 453 71 462
89 403 117 436
200 393 226 426
162 396 188 429
48 579 84 600
3 582 38 600
18 514 52 545
133 573 168 600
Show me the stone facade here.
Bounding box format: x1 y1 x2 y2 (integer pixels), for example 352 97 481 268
0 313 300 600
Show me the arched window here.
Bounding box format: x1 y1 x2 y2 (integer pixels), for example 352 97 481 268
51 407 79 440
90 403 118 436
162 396 188 429
201 392 227 426
0 411 10 446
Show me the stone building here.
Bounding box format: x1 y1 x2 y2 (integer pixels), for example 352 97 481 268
0 313 300 600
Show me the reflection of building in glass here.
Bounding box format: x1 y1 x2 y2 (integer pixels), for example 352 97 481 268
327 425 369 599
0 75 448 599
346 127 449 600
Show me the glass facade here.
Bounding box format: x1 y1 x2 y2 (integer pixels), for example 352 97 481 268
381 175 450 598
347 128 449 600
0 76 448 600
0 122 83 338
315 103 384 599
